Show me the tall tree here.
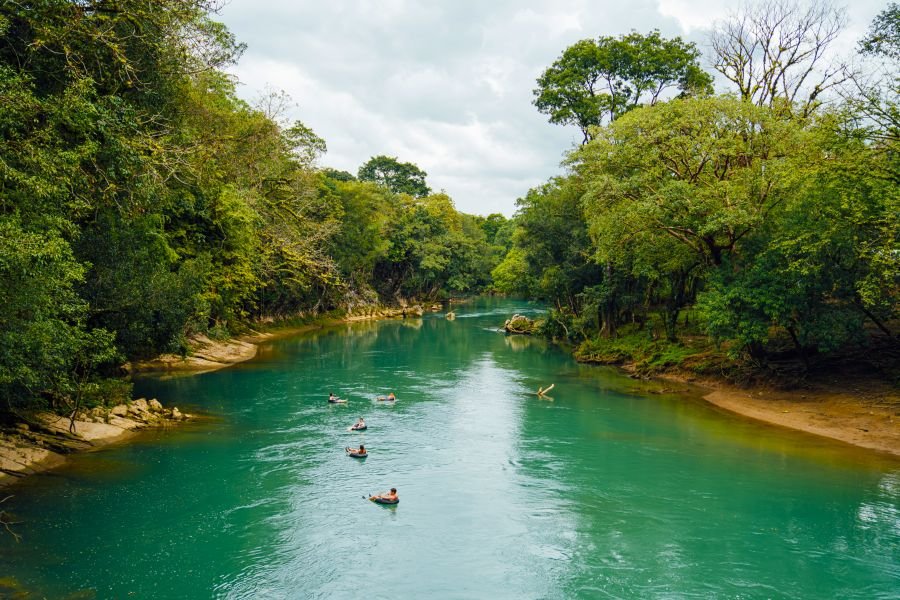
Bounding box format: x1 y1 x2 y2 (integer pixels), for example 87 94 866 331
533 30 712 143
358 155 431 197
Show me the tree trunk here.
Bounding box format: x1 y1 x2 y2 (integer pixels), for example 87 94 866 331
786 325 809 370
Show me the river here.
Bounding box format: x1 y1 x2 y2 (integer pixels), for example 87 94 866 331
1 299 898 598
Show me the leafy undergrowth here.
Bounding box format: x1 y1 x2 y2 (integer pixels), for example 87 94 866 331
574 325 734 378
573 322 900 390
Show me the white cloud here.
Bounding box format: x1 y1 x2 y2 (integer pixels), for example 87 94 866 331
218 0 887 216
656 0 732 34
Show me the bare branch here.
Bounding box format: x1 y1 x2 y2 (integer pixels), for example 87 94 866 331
709 0 848 115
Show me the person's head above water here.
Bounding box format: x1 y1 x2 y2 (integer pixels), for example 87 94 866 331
390 488 396 493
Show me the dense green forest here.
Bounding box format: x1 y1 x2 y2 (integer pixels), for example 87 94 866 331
0 1 896 418
0 1 505 416
496 4 898 380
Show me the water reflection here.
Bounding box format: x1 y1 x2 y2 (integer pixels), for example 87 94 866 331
1 298 898 599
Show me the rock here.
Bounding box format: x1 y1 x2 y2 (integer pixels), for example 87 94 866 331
171 407 183 420
108 416 142 430
148 399 164 412
132 398 149 412
110 404 128 417
504 314 536 334
14 423 29 432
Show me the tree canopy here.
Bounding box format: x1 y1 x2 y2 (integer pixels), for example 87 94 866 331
533 30 712 142
0 2 497 415
501 4 898 374
358 155 432 197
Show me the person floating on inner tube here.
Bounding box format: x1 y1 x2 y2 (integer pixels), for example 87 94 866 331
387 392 396 401
329 391 338 402
347 444 366 456
354 417 366 429
370 488 398 502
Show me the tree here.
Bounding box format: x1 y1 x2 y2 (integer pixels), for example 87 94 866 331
533 30 712 142
575 96 811 269
698 123 899 361
710 0 848 117
494 179 601 320
845 4 900 152
322 167 356 182
358 155 431 197
0 217 117 412
859 3 900 61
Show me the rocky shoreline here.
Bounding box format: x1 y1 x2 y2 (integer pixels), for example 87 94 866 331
130 305 432 373
12 302 889 490
0 398 191 486
1 305 435 485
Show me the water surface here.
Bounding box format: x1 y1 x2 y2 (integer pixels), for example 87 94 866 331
2 299 898 598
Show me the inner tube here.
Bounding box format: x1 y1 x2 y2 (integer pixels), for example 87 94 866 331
328 399 347 404
371 497 399 505
346 448 367 458
349 425 367 431
375 396 395 402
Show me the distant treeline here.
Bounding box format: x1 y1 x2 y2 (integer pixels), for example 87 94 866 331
0 1 506 414
494 3 898 376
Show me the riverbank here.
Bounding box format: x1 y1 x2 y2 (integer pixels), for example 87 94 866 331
567 323 900 457
129 304 429 373
605 356 899 457
0 399 192 486
694 376 900 458
0 305 433 485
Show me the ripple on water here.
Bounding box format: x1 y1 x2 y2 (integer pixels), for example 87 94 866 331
4 299 900 600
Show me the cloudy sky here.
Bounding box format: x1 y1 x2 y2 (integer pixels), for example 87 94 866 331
217 0 884 216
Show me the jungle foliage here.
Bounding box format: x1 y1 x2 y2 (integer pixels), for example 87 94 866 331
0 1 497 414
499 4 899 377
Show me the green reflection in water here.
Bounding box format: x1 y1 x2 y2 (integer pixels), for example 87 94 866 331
1 299 897 599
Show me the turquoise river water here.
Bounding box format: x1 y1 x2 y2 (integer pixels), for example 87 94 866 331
1 299 899 599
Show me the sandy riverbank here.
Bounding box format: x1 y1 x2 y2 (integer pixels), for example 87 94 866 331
692 377 900 457
129 305 431 373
